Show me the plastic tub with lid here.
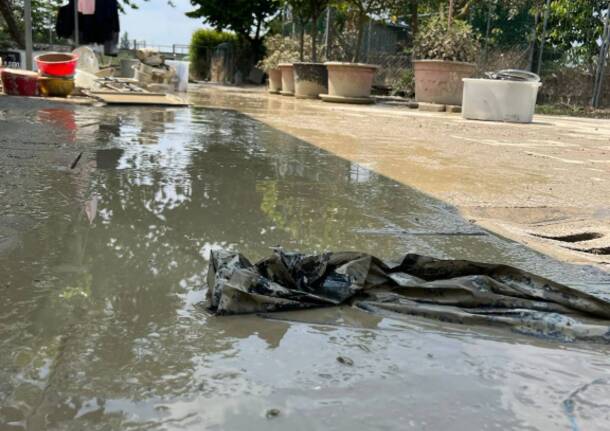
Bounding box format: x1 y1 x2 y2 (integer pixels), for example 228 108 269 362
462 73 541 124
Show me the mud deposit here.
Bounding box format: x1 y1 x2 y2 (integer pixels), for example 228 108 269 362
1 98 610 430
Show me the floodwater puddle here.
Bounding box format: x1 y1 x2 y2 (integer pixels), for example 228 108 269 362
0 101 609 430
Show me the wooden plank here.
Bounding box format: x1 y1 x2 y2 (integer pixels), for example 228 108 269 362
95 77 151 94
99 82 126 93
88 92 188 106
91 91 168 97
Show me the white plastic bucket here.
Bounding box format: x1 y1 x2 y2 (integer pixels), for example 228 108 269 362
462 78 541 123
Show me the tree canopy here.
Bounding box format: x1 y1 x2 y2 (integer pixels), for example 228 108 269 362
284 0 329 61
187 0 280 42
0 0 64 48
546 0 610 66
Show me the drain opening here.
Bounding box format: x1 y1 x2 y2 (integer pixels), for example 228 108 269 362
534 232 604 243
569 246 610 256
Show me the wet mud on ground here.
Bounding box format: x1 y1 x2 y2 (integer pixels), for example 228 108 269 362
1 96 610 430
190 85 610 270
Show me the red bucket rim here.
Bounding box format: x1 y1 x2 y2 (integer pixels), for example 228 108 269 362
34 53 79 65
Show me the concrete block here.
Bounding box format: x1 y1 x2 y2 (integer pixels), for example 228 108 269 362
418 102 446 112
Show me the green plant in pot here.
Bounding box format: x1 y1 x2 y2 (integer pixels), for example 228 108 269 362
413 9 480 106
287 0 331 99
322 0 393 103
258 35 302 94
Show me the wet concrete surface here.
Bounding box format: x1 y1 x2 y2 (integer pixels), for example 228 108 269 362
189 85 610 269
1 96 610 430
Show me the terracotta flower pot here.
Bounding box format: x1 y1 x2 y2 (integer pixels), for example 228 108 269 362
278 63 295 96
293 62 328 99
414 60 476 106
321 62 378 104
267 68 282 94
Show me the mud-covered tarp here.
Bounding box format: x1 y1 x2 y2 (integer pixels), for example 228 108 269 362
207 249 610 343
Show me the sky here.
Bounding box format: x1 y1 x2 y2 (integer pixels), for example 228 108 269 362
121 0 204 47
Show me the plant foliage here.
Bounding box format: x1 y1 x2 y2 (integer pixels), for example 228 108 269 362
191 28 238 52
257 34 312 70
190 29 238 78
344 0 398 62
414 15 480 63
547 0 609 67
187 0 280 42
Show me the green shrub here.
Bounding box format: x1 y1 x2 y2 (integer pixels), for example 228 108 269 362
414 16 480 63
191 29 238 52
190 29 238 79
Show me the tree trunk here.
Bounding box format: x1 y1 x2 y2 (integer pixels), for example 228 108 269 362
255 15 262 41
324 7 332 60
352 14 366 63
409 0 418 40
448 0 454 27
527 12 539 72
592 0 610 107
299 23 305 61
536 0 551 76
0 0 25 48
366 19 372 63
311 12 319 62
481 0 493 66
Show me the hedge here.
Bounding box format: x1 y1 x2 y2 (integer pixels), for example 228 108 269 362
190 29 238 80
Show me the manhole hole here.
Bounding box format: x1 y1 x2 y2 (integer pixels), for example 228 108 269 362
534 232 604 243
569 246 610 256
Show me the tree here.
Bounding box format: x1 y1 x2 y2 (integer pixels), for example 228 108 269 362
0 0 64 48
285 0 311 60
285 0 328 61
120 32 131 50
187 0 280 43
0 0 24 47
307 0 329 61
344 0 397 62
546 0 609 67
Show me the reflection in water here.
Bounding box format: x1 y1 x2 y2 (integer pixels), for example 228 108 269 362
37 109 77 144
95 149 124 170
0 105 609 430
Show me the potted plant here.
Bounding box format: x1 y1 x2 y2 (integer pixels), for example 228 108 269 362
321 0 387 103
289 0 331 99
258 35 301 94
413 8 480 106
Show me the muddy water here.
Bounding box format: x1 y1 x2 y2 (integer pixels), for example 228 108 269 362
1 101 610 430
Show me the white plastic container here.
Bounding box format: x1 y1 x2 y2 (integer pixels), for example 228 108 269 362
165 60 190 93
462 78 541 123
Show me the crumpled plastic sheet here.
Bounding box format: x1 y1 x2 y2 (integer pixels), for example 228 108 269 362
206 249 610 343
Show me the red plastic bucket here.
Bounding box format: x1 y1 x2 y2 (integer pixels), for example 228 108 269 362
1 69 39 96
35 53 79 77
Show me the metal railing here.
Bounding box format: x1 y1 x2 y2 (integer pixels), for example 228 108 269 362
130 41 190 58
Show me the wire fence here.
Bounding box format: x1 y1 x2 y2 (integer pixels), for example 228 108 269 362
368 52 411 88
